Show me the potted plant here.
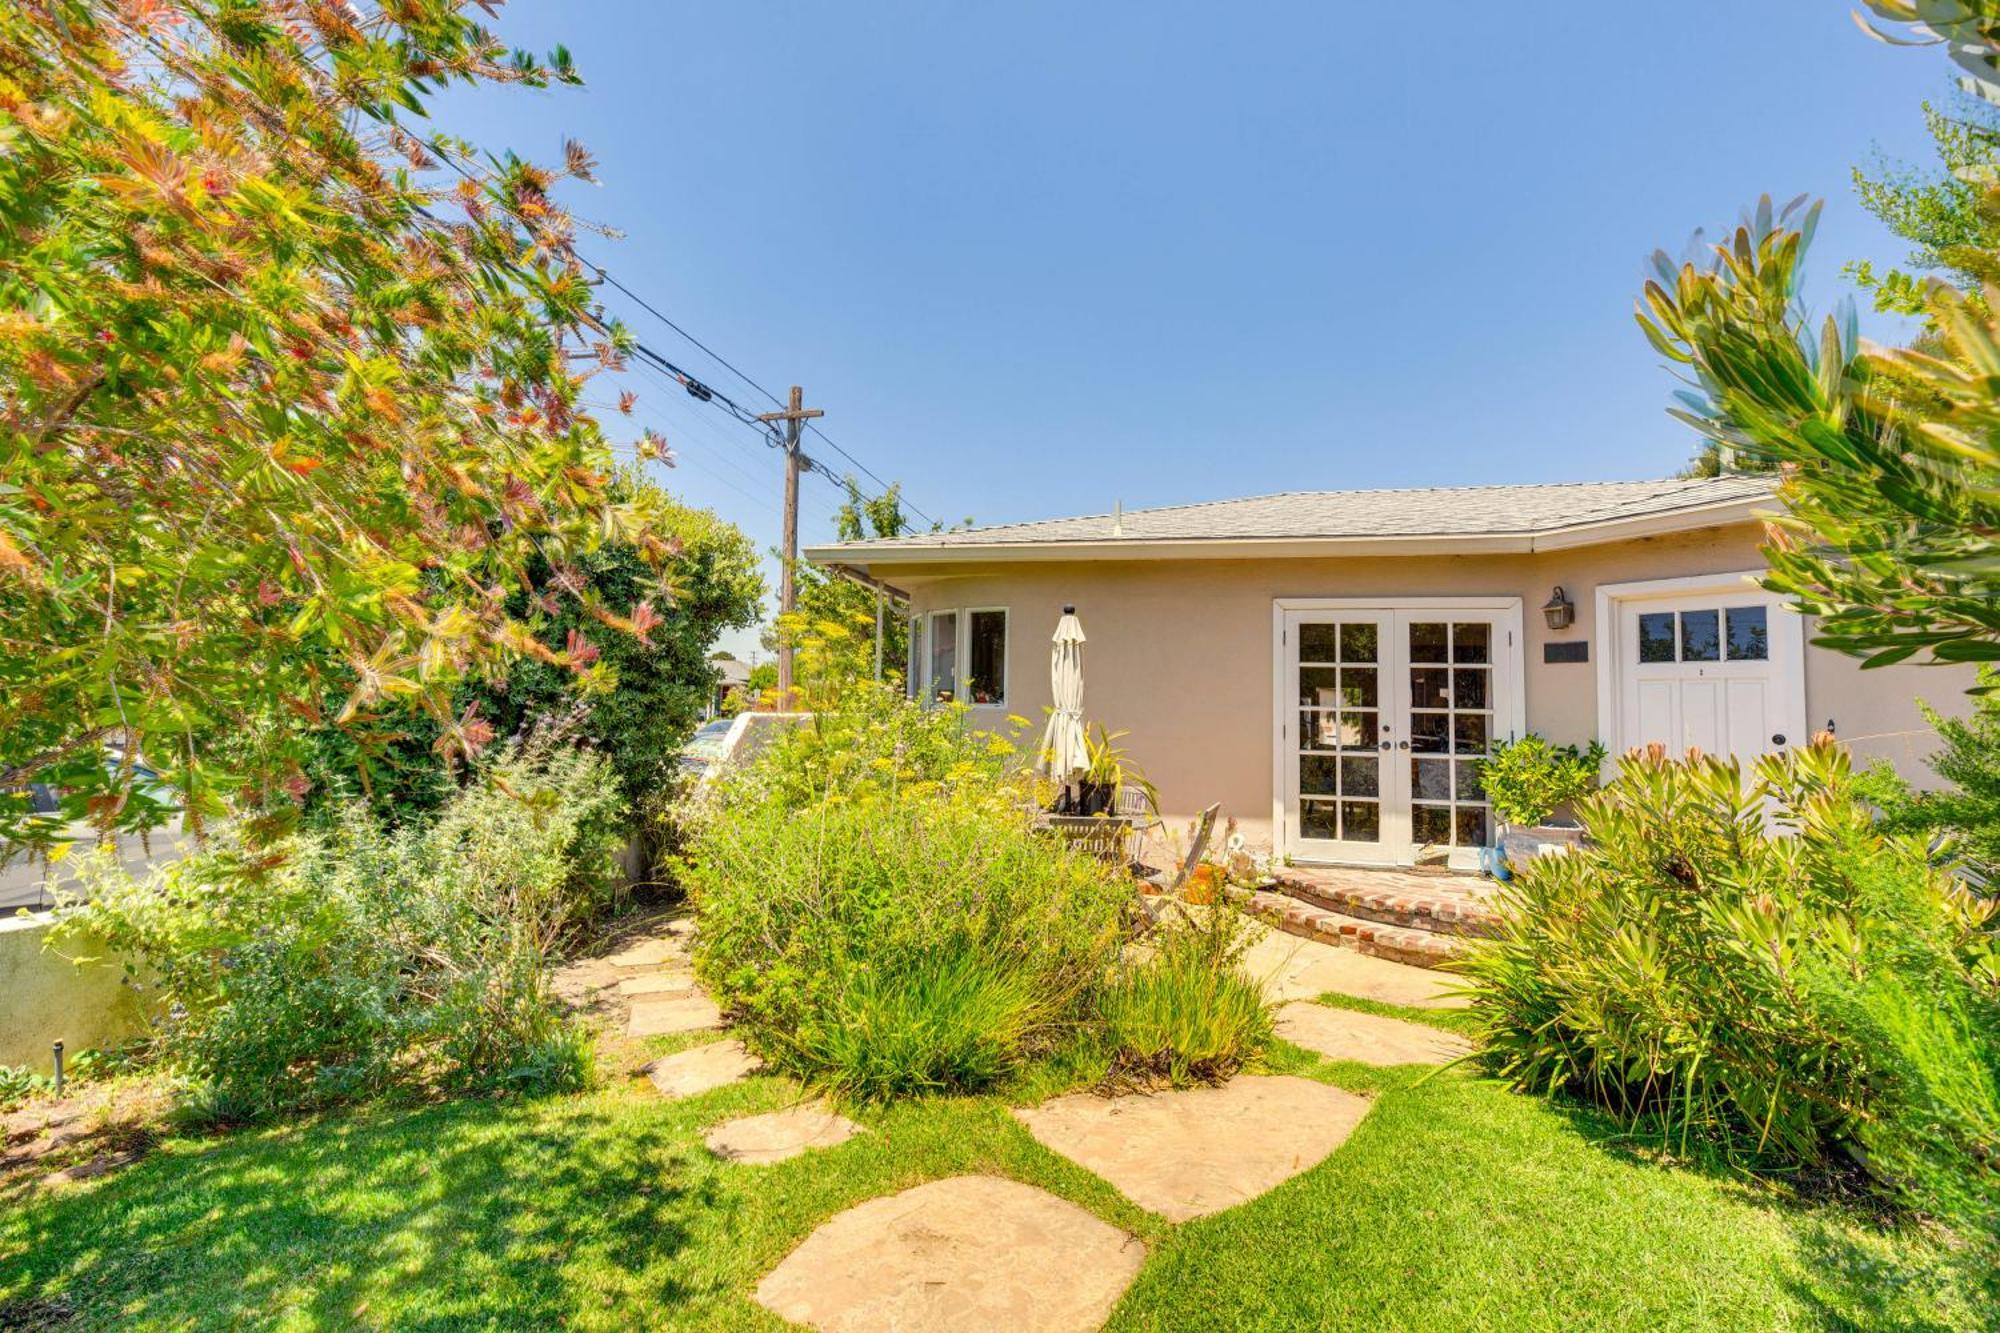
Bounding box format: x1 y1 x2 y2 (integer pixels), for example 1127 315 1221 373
1059 724 1156 817
1478 734 1607 873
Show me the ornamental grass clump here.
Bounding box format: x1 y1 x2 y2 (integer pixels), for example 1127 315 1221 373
1461 738 2000 1243
1103 901 1272 1087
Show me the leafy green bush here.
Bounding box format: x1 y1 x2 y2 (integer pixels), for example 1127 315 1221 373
1105 902 1272 1085
1861 667 2000 880
1462 740 2000 1240
1477 734 1607 826
55 741 626 1121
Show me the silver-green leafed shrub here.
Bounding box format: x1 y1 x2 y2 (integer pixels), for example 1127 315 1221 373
54 742 626 1121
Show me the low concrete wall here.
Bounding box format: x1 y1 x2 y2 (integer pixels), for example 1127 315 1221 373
0 913 151 1070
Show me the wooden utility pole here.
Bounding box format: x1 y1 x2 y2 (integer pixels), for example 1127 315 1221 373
757 385 822 706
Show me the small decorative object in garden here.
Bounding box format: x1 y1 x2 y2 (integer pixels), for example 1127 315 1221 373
1477 734 1607 875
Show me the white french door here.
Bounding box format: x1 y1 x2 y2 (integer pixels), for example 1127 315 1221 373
1276 602 1524 869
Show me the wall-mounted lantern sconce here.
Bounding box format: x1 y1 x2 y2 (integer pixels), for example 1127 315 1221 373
1541 586 1575 631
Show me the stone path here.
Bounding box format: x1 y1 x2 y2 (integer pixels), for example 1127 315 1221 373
648 1039 763 1099
705 1103 863 1165
1240 925 1469 1009
754 1176 1146 1332
1274 1001 1474 1066
1015 1075 1372 1223
628 992 723 1037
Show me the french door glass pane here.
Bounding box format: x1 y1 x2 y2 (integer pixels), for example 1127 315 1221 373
1409 622 1449 663
1299 623 1340 662
1410 668 1450 709
1410 713 1449 753
1298 667 1341 706
1342 801 1380 841
1456 759 1486 800
1300 755 1338 796
1413 805 1451 845
1339 622 1378 663
1453 714 1489 753
1455 807 1491 847
1412 757 1451 800
1302 801 1337 840
1453 667 1488 708
1341 668 1378 708
1452 623 1491 664
1341 756 1380 797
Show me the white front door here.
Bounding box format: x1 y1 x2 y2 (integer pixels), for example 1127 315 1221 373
1278 603 1523 868
1605 580 1806 769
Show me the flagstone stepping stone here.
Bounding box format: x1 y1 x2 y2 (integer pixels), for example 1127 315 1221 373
617 970 697 997
607 937 685 973
1241 928 1468 1009
705 1103 863 1165
646 1040 763 1098
754 1175 1144 1332
627 991 722 1037
1275 1001 1474 1066
1015 1076 1371 1222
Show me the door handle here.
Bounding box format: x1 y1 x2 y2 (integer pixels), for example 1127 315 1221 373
1378 741 1391 751
1398 741 1410 750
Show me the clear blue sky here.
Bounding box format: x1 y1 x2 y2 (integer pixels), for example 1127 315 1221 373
438 2 1949 655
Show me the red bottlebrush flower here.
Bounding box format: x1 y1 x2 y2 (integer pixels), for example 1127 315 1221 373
565 628 601 668
629 599 662 646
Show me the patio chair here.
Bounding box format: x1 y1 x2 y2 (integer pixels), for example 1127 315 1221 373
1144 802 1220 898
1114 782 1164 871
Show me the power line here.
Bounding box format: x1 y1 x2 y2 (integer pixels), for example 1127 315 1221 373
416 148 933 532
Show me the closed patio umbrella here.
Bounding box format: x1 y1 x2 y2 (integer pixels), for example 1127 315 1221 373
1039 605 1088 784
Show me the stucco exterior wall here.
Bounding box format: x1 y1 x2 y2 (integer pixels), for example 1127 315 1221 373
0 913 150 1069
888 521 1976 850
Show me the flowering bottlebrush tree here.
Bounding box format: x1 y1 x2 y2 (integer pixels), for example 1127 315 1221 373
0 1 676 846
1637 2 2000 675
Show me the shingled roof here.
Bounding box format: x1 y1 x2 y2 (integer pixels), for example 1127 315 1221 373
808 475 1774 565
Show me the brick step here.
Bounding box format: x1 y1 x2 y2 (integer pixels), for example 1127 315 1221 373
1245 890 1470 971
1273 872 1503 940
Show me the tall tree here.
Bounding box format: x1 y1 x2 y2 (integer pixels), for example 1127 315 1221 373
1637 3 2000 671
0 1 667 846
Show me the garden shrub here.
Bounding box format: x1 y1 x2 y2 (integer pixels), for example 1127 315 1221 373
684 685 1274 1097
1462 739 2000 1243
55 742 627 1121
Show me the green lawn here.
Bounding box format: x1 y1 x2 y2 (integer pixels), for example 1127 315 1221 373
1 1002 1986 1331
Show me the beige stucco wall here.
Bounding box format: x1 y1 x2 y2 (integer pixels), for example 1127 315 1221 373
0 913 151 1069
888 521 1976 851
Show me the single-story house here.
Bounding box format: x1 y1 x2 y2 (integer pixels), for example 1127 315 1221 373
806 475 1977 869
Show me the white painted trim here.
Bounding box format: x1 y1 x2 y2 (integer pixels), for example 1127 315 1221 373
1593 570 1806 767
809 497 1769 568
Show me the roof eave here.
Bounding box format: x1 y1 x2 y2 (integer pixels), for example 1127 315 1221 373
804 497 1770 569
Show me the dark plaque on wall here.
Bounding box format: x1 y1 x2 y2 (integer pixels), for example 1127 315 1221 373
1544 641 1589 664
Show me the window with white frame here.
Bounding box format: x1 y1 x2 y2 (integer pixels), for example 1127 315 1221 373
916 606 1007 706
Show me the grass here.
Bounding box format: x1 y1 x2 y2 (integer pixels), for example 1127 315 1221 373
1 994 1988 1331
